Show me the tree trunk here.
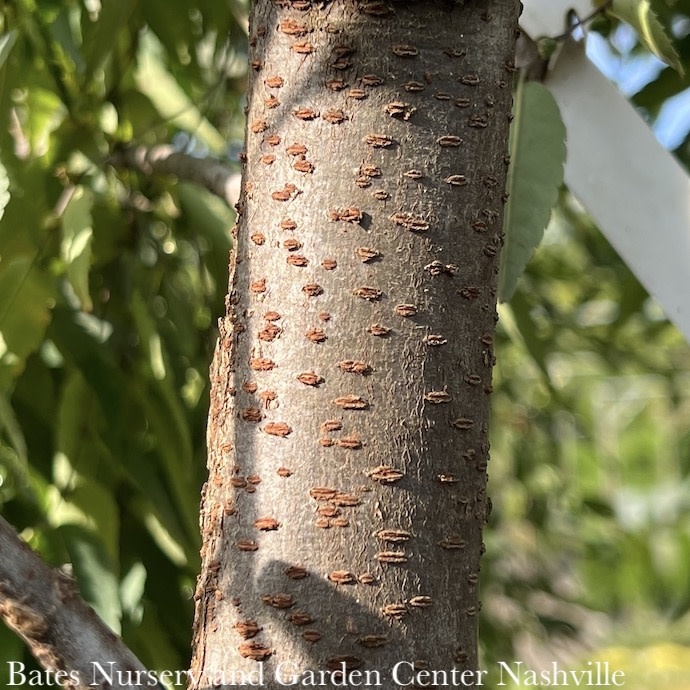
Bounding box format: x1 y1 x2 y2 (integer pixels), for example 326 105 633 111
191 1 519 687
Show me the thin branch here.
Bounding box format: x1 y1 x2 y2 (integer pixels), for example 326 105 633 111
553 0 613 41
108 144 241 208
0 516 160 690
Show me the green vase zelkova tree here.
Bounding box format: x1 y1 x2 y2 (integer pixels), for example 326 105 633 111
190 1 520 687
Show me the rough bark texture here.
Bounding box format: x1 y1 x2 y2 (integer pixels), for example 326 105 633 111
0 517 149 690
192 1 519 687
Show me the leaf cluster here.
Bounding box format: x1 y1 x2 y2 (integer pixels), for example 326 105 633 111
0 0 245 675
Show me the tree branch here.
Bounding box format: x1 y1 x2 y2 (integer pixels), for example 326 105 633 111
0 516 159 690
108 144 241 207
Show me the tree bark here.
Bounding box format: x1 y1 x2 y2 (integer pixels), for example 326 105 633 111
0 517 150 690
191 1 519 687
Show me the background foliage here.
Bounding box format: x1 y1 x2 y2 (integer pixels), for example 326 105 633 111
1 1 690 687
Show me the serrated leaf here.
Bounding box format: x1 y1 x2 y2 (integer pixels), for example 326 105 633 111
499 81 566 302
0 159 9 223
61 186 94 311
610 0 684 75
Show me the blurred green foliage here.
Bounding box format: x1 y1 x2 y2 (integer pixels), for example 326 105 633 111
1 0 690 686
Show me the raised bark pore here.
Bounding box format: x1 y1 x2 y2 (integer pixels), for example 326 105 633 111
192 1 519 687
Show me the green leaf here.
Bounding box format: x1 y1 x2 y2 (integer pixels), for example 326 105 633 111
0 30 18 70
499 294 552 383
0 391 28 470
81 0 139 81
49 6 86 75
129 292 199 551
61 186 94 311
610 0 684 75
0 159 9 223
0 257 55 390
57 523 122 633
120 562 147 623
135 33 226 154
499 81 566 302
51 461 121 570
21 87 67 158
177 181 233 295
48 306 123 422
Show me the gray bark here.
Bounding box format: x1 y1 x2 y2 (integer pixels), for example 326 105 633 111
0 516 150 690
192 1 519 687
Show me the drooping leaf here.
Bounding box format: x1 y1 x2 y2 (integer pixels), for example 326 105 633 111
135 33 226 154
61 186 94 311
177 181 233 297
48 306 122 422
129 292 199 551
0 391 28 470
0 30 18 69
57 523 122 633
499 81 566 302
120 562 147 623
81 0 139 81
610 0 684 75
0 257 55 390
51 453 121 571
49 6 86 76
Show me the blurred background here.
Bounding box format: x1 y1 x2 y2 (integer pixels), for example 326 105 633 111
0 1 690 688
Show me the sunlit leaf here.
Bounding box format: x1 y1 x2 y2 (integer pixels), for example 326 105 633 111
130 292 199 551
57 524 122 634
610 0 684 75
0 30 18 69
120 562 147 623
135 33 226 154
0 258 55 390
61 186 94 311
499 81 566 302
20 87 67 158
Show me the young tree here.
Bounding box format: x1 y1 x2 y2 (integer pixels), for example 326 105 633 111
190 1 520 686
4 1 690 688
